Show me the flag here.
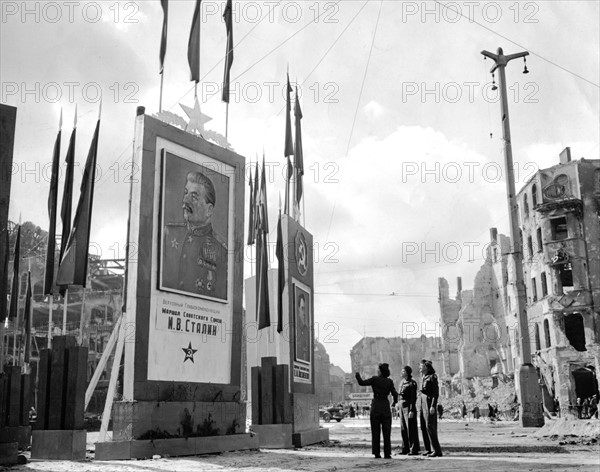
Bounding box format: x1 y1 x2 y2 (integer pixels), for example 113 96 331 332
294 88 304 209
253 160 259 235
160 0 169 74
187 0 202 82
23 271 32 363
56 118 100 287
284 73 294 157
59 123 76 263
0 227 9 322
222 0 233 102
44 114 62 295
8 225 21 321
247 170 254 246
256 158 270 329
276 211 284 333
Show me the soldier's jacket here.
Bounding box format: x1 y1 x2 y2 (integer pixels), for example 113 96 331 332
163 223 228 300
398 378 418 410
419 373 439 411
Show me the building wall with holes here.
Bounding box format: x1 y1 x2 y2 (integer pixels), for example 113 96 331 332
517 148 600 417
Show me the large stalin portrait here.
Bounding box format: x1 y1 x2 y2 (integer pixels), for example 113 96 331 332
161 168 228 301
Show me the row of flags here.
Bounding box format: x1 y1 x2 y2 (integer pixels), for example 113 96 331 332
159 0 234 103
1 108 101 363
246 73 306 332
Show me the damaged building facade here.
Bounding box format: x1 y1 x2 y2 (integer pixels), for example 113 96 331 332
439 149 600 415
350 336 443 394
438 228 516 394
518 149 600 416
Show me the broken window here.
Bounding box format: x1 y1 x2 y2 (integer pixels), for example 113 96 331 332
564 313 586 352
550 217 568 240
544 318 551 348
493 247 498 263
523 195 529 217
536 227 543 253
535 323 541 351
541 272 548 297
532 184 538 207
557 263 574 292
528 236 534 259
531 277 538 303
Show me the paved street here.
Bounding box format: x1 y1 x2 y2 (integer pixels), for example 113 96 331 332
11 418 600 471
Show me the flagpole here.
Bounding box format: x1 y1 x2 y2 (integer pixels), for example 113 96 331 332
0 321 5 372
48 296 53 348
62 289 68 335
225 102 229 140
159 72 165 112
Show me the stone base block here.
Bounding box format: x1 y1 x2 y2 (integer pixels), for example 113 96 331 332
251 424 293 448
292 427 329 448
31 430 86 460
0 442 18 466
0 425 31 449
95 433 259 460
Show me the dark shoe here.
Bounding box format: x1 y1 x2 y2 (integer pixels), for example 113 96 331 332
397 451 409 455
421 451 432 456
374 455 381 459
384 456 392 459
427 452 443 457
408 452 420 456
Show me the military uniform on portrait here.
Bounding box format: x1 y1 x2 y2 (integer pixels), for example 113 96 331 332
162 222 228 300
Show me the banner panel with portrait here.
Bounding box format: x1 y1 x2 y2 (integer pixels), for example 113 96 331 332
293 282 312 384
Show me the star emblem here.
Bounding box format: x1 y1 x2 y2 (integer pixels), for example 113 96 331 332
171 238 179 249
195 278 204 290
180 96 212 135
182 342 198 363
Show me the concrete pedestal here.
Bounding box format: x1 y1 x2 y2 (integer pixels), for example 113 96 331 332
0 442 18 466
292 427 329 447
31 430 86 460
251 424 293 448
0 425 31 449
95 433 259 460
518 363 545 428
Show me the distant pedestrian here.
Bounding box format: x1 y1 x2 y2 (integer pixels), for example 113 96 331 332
419 360 443 458
472 404 481 421
582 398 590 419
437 404 444 420
398 366 420 456
576 398 582 419
589 395 598 419
488 403 495 421
461 401 467 420
356 363 399 459
349 405 356 418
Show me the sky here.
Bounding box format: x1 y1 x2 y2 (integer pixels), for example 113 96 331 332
1 1 599 371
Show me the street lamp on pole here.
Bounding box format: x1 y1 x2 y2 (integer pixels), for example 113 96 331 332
480 47 544 428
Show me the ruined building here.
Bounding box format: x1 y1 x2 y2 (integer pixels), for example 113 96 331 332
439 149 600 414
518 149 600 415
438 229 516 392
314 341 346 404
349 336 443 394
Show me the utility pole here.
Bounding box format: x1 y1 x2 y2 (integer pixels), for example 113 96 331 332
481 47 544 427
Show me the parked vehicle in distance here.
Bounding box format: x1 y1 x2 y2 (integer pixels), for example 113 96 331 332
319 406 348 422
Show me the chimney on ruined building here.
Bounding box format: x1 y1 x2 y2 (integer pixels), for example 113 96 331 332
559 147 571 164
456 277 462 300
490 227 498 243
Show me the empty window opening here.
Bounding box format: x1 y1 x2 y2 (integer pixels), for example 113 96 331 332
544 319 551 348
551 217 569 240
535 323 541 351
532 277 538 302
536 227 543 253
541 272 548 297
532 184 538 207
564 313 586 352
528 236 534 259
558 263 574 292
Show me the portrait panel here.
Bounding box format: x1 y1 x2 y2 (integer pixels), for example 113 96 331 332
159 151 230 303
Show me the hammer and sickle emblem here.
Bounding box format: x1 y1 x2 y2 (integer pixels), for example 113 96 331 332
295 231 308 276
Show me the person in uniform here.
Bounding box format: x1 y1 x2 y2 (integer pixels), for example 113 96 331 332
398 365 420 456
295 293 310 362
419 359 443 458
163 171 228 300
356 363 398 459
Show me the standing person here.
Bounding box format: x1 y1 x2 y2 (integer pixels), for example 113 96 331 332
461 401 467 420
419 360 443 458
472 404 481 421
398 366 420 456
355 363 398 459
